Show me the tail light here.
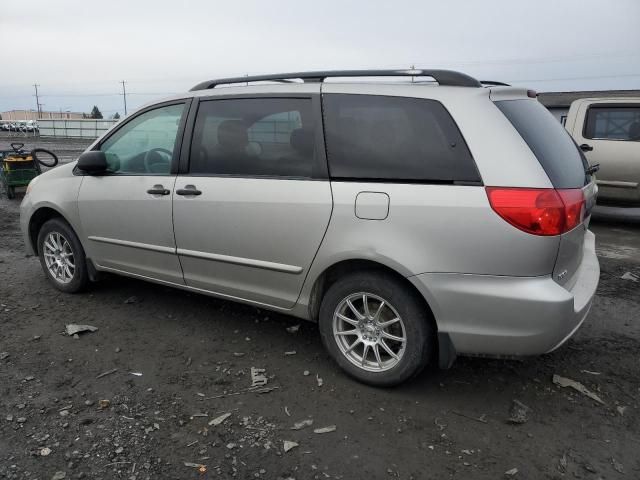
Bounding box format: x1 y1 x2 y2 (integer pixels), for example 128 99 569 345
486 187 585 236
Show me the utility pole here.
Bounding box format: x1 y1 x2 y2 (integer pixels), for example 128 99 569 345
33 83 41 118
120 80 128 116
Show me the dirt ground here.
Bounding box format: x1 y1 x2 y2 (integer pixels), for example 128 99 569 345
1 136 639 480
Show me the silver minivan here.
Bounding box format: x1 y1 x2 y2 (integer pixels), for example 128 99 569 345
20 69 600 386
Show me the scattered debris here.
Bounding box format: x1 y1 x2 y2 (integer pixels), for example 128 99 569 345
283 441 299 453
434 418 447 430
621 272 638 282
558 453 568 472
208 412 232 426
303 370 310 376
51 472 66 480
611 457 624 474
617 406 627 416
505 467 518 477
96 368 118 379
98 399 111 409
233 352 245 357
316 374 323 387
552 374 605 405
65 324 98 336
451 410 488 424
284 351 297 356
286 324 300 333
251 367 268 387
284 406 291 417
40 447 52 456
291 419 313 430
129 372 143 376
314 425 336 434
206 386 279 400
580 370 602 375
184 462 205 469
124 295 139 304
507 400 530 424
0 352 9 360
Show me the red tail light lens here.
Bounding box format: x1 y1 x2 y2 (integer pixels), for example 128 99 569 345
486 187 585 236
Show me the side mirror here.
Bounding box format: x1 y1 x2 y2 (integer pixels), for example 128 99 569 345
77 151 108 174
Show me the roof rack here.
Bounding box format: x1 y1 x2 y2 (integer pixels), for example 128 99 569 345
190 69 483 91
480 80 511 87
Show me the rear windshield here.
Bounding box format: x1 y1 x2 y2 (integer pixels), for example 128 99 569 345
496 99 588 188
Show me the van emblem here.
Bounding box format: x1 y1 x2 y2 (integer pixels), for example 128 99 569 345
557 270 568 281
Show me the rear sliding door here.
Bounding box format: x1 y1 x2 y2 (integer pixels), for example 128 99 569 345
172 93 332 308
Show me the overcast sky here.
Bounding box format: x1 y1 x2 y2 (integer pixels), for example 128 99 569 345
1 0 639 116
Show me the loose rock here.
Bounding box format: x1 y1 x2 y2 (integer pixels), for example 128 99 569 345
283 441 299 453
507 400 530 424
65 324 98 336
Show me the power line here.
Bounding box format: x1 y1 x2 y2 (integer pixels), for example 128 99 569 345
33 83 41 119
120 80 127 115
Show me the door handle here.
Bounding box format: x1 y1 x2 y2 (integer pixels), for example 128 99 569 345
580 143 594 152
147 185 170 195
176 185 202 196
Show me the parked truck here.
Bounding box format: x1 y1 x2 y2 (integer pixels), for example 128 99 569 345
565 97 640 206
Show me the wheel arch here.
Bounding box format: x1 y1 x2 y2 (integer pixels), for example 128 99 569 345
28 206 74 255
307 258 433 322
305 258 456 369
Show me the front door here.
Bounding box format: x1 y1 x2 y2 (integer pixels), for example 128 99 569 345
173 95 332 308
78 102 188 284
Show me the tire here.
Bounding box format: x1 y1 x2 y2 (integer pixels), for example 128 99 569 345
318 270 435 387
37 218 89 293
7 186 15 199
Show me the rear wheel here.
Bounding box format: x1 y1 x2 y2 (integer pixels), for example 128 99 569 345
37 218 89 293
6 186 15 199
318 271 435 387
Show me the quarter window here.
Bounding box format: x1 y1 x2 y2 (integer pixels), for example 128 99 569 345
189 98 322 178
322 94 480 183
584 105 640 141
100 103 185 175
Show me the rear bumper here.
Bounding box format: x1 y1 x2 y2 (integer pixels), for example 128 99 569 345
596 181 640 206
409 231 600 357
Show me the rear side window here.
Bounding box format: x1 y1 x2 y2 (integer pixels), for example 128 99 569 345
584 105 640 141
496 99 588 188
322 94 480 183
189 98 323 178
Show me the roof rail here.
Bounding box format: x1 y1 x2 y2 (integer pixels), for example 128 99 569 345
480 80 511 87
190 69 482 91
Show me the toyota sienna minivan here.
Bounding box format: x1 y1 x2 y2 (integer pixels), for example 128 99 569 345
20 69 600 386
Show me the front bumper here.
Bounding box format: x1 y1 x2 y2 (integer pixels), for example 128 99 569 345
409 231 600 357
20 195 36 256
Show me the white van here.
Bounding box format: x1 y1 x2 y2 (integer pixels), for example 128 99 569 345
565 98 640 205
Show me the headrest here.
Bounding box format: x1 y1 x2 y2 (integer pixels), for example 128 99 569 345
218 120 248 149
290 128 314 156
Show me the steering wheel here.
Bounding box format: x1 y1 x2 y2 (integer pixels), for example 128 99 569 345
143 148 172 173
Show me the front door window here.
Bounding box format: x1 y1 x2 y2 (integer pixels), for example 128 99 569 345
100 103 185 175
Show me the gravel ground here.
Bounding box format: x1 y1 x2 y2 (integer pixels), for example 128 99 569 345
1 138 639 479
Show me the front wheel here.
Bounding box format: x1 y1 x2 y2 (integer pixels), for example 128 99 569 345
37 218 89 293
318 271 435 387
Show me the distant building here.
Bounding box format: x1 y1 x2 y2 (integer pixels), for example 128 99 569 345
538 90 640 125
1 110 85 121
